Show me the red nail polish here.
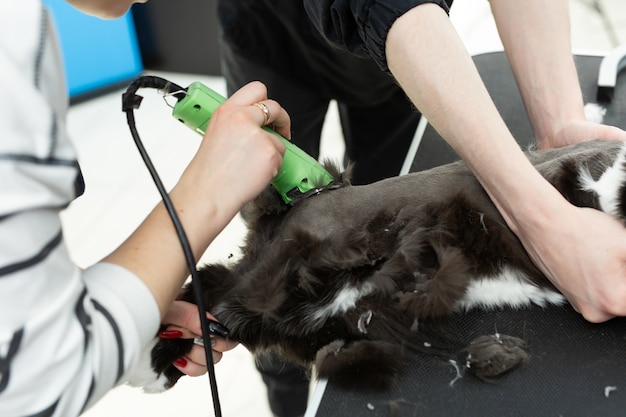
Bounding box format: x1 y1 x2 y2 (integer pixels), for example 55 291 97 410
159 330 183 339
173 358 188 368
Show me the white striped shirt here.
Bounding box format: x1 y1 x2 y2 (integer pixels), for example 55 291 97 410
0 1 160 416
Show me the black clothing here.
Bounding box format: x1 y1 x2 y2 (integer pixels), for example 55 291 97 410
303 0 451 73
217 0 453 184
256 352 310 417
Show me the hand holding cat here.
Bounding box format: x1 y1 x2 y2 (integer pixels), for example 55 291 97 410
517 119 626 323
159 300 238 376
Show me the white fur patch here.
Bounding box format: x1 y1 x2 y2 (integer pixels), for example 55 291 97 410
125 338 170 393
579 145 626 218
310 283 376 322
457 266 566 311
584 102 607 124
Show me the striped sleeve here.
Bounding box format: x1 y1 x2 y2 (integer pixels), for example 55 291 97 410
0 2 160 416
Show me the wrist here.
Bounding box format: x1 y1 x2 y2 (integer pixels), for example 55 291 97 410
472 149 570 237
496 178 571 245
531 107 587 148
168 173 238 252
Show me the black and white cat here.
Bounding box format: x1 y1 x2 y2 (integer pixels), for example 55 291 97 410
128 139 626 393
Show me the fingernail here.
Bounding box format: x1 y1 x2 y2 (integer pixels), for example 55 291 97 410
173 358 188 367
208 320 229 338
159 330 184 339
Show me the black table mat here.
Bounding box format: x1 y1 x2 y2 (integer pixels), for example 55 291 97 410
316 304 626 417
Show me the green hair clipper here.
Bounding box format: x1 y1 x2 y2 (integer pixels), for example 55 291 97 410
171 82 335 204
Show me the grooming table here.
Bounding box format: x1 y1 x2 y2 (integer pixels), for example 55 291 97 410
305 48 626 417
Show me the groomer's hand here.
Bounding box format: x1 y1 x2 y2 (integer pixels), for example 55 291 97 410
536 118 626 150
186 81 289 215
159 300 237 376
515 199 626 323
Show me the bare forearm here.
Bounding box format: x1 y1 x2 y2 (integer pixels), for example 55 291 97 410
102 174 234 318
386 4 566 231
490 0 586 144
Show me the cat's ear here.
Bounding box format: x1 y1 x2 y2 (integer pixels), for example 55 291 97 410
314 340 403 389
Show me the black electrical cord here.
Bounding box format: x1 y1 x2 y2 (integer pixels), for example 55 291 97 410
122 75 223 417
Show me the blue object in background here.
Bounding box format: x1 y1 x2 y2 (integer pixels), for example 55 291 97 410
42 0 143 101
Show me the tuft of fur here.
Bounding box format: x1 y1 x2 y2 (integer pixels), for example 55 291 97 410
467 334 529 382
134 140 626 393
584 102 607 124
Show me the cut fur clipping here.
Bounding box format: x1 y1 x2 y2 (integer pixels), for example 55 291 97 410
467 334 528 381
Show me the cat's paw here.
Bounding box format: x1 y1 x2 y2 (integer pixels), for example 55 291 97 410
126 337 191 393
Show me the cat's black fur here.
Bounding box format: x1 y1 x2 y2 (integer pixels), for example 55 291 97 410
140 139 626 392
